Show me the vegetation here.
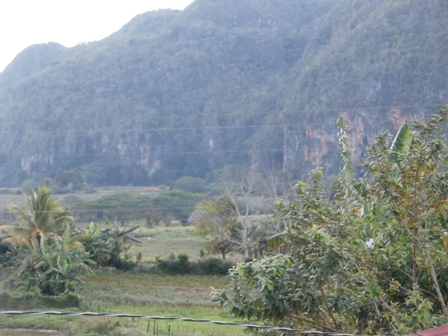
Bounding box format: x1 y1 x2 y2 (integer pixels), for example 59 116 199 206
0 187 146 295
3 185 72 245
213 107 448 334
156 253 234 275
0 186 93 295
59 189 200 227
0 0 446 187
13 228 94 296
193 196 241 259
151 190 198 226
172 176 208 194
0 272 240 335
0 215 237 334
0 0 447 333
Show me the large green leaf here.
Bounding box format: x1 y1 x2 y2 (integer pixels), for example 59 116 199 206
390 120 411 154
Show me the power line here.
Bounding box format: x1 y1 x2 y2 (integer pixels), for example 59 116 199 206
0 145 377 158
0 103 443 123
0 310 379 336
0 205 275 215
0 207 198 215
0 120 392 135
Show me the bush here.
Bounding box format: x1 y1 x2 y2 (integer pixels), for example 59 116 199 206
156 254 234 275
0 291 80 310
156 253 191 275
196 258 234 275
40 293 80 308
113 259 137 272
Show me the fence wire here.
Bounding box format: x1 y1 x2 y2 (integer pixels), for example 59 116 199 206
0 310 378 336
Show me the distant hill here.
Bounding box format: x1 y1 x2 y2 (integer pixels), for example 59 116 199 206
0 0 447 187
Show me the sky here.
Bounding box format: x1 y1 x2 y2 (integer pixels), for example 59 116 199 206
0 0 195 72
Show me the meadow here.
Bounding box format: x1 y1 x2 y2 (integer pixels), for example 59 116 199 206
0 187 248 336
0 230 246 335
0 272 244 335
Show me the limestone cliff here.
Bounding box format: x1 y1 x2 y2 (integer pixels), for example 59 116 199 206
0 0 447 186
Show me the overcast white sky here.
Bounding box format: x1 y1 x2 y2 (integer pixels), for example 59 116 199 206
0 0 195 72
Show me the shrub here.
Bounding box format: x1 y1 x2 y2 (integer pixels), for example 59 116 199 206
156 254 234 275
156 253 191 275
196 258 234 275
0 291 80 310
113 259 137 272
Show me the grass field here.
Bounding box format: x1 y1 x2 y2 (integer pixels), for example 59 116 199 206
0 271 245 336
128 226 211 261
0 186 250 335
0 216 245 334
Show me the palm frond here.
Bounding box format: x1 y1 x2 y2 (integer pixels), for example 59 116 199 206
390 120 411 153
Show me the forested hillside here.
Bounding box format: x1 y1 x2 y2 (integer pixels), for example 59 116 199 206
0 0 446 187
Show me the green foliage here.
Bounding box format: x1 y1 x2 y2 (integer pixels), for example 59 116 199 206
172 176 208 194
65 190 196 227
193 196 241 259
213 107 448 334
152 190 197 226
3 0 447 188
156 253 234 275
54 168 86 192
0 291 80 310
390 119 411 154
1 186 95 296
105 221 140 267
13 228 94 296
196 257 234 275
78 222 113 266
157 253 192 275
64 192 152 223
78 221 140 271
2 185 73 246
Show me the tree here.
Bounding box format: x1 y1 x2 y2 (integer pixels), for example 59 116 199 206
152 190 197 226
106 221 140 266
172 176 208 194
2 185 73 246
193 196 241 259
212 107 448 335
54 168 85 191
1 186 96 295
219 168 271 259
78 221 141 268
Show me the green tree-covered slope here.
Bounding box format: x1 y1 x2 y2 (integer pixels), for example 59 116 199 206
0 0 446 186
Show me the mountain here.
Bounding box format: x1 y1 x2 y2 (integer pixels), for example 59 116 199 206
0 0 447 187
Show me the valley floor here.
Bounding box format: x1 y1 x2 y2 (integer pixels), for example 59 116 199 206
0 272 244 336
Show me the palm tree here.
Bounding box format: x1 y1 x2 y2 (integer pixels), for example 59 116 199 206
1 185 73 246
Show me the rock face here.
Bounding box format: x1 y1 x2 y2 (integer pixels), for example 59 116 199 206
0 0 447 186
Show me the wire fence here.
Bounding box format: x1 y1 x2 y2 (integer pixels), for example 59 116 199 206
0 310 377 336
